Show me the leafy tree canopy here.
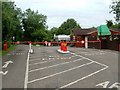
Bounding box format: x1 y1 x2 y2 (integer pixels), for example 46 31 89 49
110 0 120 24
56 18 81 35
22 8 48 41
106 20 113 28
2 2 23 42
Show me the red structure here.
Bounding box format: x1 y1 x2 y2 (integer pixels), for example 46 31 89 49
71 27 120 51
71 28 99 48
4 42 8 51
60 41 67 52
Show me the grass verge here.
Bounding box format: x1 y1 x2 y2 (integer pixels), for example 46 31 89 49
0 45 16 56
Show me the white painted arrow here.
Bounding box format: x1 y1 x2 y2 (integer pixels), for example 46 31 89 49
0 71 8 75
2 60 13 68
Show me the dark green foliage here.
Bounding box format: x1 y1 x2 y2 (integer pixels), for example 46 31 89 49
22 8 48 41
106 20 120 28
2 1 81 42
2 2 23 42
106 20 113 28
110 0 120 23
56 18 81 35
111 23 120 28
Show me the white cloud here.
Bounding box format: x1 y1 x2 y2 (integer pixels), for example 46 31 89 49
14 0 114 29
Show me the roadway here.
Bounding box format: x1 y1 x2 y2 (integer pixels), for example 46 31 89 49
2 45 120 89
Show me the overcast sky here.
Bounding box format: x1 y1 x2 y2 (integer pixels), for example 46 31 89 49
14 0 115 29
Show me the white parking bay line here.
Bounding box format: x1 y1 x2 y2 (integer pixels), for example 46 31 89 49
29 56 77 66
29 59 56 66
28 61 94 84
59 66 109 88
29 58 84 72
29 58 42 62
24 50 30 88
70 52 108 67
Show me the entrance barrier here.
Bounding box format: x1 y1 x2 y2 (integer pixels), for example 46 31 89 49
7 40 101 48
6 40 120 51
6 40 102 49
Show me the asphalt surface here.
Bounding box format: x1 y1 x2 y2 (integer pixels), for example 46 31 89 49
2 45 29 88
2 45 120 89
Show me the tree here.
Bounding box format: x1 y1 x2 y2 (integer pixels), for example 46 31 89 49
2 2 23 42
110 0 120 24
50 27 58 34
106 20 113 28
49 27 58 39
57 18 81 35
111 23 120 28
22 8 47 41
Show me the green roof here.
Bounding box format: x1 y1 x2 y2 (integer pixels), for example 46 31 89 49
97 25 111 36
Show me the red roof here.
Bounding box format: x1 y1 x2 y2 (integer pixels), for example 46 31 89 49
73 28 97 36
110 28 120 35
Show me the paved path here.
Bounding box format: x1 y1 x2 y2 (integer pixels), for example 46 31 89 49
2 45 120 89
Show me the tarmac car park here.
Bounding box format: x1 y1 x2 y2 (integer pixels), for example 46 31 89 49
2 45 120 89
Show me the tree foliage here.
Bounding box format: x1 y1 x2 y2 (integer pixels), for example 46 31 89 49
56 18 81 35
2 2 23 42
110 0 120 23
106 20 113 28
50 27 58 39
22 8 48 41
106 20 120 28
2 2 82 42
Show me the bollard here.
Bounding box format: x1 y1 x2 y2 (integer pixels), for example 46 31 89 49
4 43 8 51
48 42 51 46
29 41 32 51
60 41 63 51
63 42 67 52
45 41 48 46
29 41 33 54
58 41 69 54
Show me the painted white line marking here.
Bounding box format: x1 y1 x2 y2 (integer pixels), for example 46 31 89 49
29 56 42 59
70 52 108 67
28 61 94 84
29 59 56 66
0 71 8 75
29 58 84 73
24 50 30 88
68 55 76 59
30 55 58 59
29 58 42 62
59 66 109 88
29 55 76 62
49 56 52 57
2 60 13 68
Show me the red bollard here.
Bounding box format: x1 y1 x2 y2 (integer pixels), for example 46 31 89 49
63 42 67 52
60 42 63 51
4 43 8 51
